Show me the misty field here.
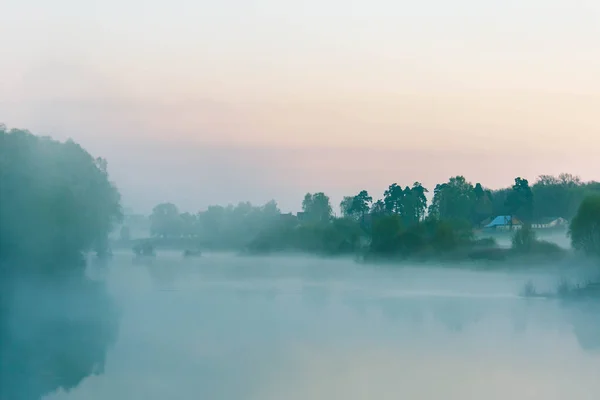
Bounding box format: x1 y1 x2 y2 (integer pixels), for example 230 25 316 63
41 252 600 400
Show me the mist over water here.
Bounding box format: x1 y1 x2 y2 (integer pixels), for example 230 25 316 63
45 253 600 400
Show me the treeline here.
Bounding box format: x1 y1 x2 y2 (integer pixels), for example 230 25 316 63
138 174 600 259
139 201 282 250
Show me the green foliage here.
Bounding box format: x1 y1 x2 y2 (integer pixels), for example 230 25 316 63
523 173 600 222
472 183 494 227
0 126 121 399
430 218 474 252
569 195 600 258
380 182 428 225
150 202 182 238
140 172 599 260
368 215 474 258
0 127 122 269
428 176 484 225
533 240 564 255
403 183 429 224
486 173 600 227
370 199 386 215
505 177 533 223
340 196 355 218
490 188 510 217
245 217 299 253
511 225 563 256
302 192 333 223
383 183 405 215
145 201 281 249
370 214 403 254
247 217 364 255
340 190 372 221
511 225 537 253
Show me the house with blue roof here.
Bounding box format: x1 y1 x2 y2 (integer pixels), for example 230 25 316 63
484 215 523 231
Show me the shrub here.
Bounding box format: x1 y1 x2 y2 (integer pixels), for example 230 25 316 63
511 225 537 253
569 195 600 258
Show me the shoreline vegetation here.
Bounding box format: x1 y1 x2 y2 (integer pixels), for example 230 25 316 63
1 124 600 397
118 179 599 270
1 126 123 399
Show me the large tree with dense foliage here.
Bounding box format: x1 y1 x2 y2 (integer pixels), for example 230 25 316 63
302 192 333 223
340 190 372 222
505 177 534 223
383 183 405 215
0 125 122 399
370 199 386 216
569 195 600 258
150 202 182 238
428 176 476 223
381 182 428 225
402 182 429 225
471 183 494 226
531 173 600 221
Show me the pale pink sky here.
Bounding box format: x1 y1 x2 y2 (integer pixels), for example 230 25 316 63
1 0 599 212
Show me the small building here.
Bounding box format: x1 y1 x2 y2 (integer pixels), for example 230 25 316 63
531 217 568 229
484 215 523 231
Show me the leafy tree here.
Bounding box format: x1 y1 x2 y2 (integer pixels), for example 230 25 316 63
370 199 386 215
505 177 533 223
428 176 475 223
426 217 474 252
569 195 600 258
320 218 363 254
302 192 332 223
179 212 197 237
383 183 405 215
262 200 281 218
401 182 428 225
341 190 372 222
511 225 537 253
248 215 363 255
558 173 582 187
0 126 121 399
150 202 181 237
340 196 356 219
353 190 373 220
0 127 122 268
198 205 227 237
191 201 281 249
490 188 510 217
472 183 493 227
530 173 600 221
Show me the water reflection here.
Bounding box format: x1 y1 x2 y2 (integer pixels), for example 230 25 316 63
46 253 600 399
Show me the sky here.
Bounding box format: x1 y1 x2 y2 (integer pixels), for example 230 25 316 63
1 0 599 213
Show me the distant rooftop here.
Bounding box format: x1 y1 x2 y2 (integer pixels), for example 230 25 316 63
484 215 521 228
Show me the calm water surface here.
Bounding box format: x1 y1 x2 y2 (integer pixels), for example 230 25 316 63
46 252 600 400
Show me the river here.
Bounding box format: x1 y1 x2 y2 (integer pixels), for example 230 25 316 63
45 252 600 399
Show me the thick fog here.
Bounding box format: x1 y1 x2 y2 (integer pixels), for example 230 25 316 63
41 253 600 400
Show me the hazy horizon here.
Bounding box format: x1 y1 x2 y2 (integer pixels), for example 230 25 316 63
2 0 599 213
